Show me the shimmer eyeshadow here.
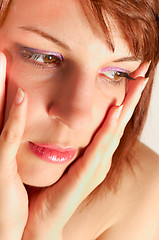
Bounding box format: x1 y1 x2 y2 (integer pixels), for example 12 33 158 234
15 43 64 61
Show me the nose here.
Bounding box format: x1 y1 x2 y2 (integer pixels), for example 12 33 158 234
48 71 95 129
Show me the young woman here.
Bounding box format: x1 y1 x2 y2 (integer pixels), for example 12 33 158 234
0 0 159 239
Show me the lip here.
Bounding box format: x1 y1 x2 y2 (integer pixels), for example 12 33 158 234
29 142 77 164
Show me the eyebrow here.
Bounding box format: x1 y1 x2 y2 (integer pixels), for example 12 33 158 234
19 26 70 51
113 56 140 63
18 26 140 63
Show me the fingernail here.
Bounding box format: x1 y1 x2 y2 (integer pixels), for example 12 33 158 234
15 88 24 105
116 104 123 120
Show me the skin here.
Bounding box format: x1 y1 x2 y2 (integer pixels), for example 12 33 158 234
0 0 156 239
0 0 147 187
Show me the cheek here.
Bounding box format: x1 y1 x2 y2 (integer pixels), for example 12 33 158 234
114 83 126 105
4 61 45 129
98 79 127 106
90 79 127 138
91 87 121 133
4 53 126 148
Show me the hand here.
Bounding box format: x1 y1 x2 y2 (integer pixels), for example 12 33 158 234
22 76 148 240
0 53 28 240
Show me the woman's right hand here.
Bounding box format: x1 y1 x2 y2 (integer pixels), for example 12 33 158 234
0 53 28 240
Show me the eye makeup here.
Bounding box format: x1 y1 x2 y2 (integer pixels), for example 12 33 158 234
98 67 135 81
16 43 64 69
15 43 135 86
98 66 136 86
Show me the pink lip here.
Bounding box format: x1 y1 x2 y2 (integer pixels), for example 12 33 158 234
29 142 77 164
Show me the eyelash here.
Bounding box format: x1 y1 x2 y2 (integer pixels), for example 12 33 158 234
18 47 135 86
99 69 134 86
19 48 63 69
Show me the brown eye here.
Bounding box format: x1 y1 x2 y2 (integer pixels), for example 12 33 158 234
114 72 123 80
43 55 61 64
99 70 129 86
100 71 124 82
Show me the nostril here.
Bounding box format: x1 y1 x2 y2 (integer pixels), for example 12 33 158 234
48 102 93 129
64 113 93 129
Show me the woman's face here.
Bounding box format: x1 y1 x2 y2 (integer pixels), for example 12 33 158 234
0 0 141 186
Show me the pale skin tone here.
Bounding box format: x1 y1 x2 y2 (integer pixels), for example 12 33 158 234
0 0 159 240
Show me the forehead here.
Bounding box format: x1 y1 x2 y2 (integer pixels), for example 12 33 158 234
4 0 131 57
10 0 93 37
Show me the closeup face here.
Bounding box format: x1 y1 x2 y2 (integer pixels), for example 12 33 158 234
0 0 143 187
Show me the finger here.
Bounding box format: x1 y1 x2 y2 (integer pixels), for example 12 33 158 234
90 77 148 148
81 77 149 189
0 52 6 131
85 104 122 157
84 77 148 168
117 77 148 131
24 106 123 240
24 77 149 239
0 88 27 178
77 77 147 170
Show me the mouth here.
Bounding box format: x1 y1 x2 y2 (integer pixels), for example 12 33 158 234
28 142 77 164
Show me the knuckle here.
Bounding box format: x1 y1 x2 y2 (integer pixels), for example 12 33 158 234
113 137 121 150
117 128 125 139
107 136 120 155
101 132 113 146
99 172 107 184
95 169 108 186
2 128 19 143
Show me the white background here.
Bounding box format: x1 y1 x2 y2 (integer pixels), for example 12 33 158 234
140 65 159 155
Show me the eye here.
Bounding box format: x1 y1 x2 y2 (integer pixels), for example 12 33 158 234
32 54 61 65
17 45 64 69
98 67 132 86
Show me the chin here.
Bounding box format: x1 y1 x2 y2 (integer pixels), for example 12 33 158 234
17 143 71 187
21 173 60 187
17 159 66 188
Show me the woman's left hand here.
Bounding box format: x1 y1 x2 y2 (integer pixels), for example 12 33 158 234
22 76 148 240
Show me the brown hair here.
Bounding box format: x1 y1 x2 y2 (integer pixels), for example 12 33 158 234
83 0 159 192
0 0 159 192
